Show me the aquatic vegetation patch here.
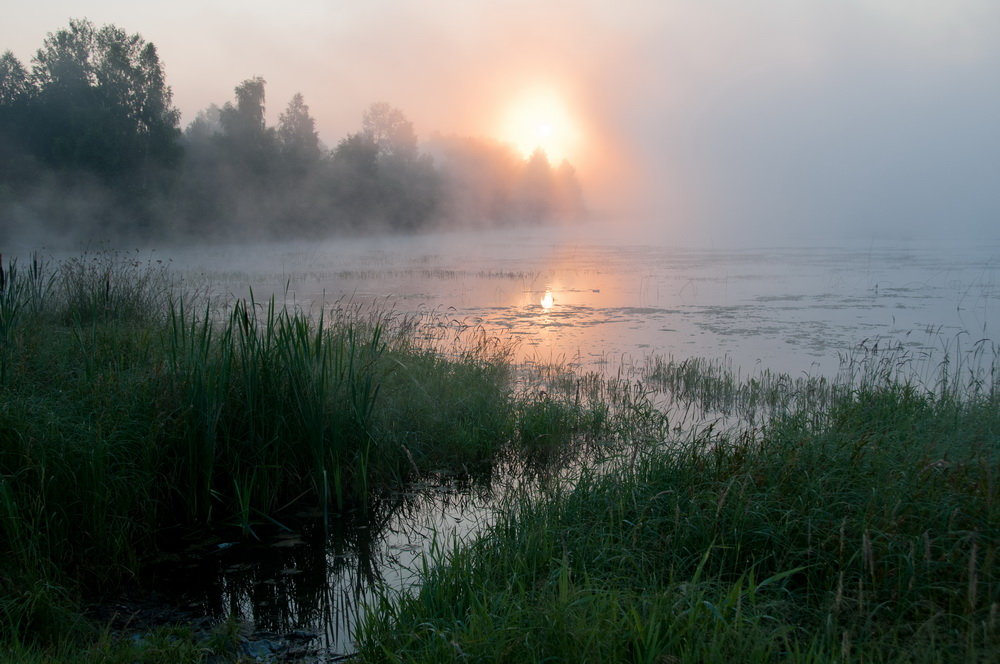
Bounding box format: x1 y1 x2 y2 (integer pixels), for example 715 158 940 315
357 384 999 662
0 252 609 655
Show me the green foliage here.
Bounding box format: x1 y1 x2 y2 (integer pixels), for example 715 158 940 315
3 254 997 661
27 18 180 178
357 381 1000 663
0 20 181 241
0 51 30 105
277 92 321 168
0 254 607 653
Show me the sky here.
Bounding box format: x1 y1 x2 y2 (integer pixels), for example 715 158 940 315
4 1 1000 246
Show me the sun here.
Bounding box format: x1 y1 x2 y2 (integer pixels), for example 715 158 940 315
498 88 581 164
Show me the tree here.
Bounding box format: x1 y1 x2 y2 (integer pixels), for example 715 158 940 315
220 76 266 136
26 18 181 177
278 92 320 167
516 148 554 222
331 132 380 227
184 104 222 142
423 134 524 226
30 18 96 91
135 41 181 164
362 102 417 160
378 151 441 230
0 51 37 193
0 51 30 105
218 77 276 173
552 159 585 220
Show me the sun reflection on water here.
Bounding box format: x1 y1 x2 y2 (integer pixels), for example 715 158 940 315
540 290 554 309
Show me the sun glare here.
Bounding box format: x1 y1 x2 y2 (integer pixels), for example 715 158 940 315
499 89 581 164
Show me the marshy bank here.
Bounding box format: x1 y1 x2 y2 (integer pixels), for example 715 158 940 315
358 384 999 662
0 252 618 660
0 252 997 662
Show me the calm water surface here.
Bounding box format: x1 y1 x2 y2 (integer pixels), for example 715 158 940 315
173 224 999 378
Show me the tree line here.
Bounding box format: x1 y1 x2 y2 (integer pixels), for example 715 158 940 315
0 19 584 245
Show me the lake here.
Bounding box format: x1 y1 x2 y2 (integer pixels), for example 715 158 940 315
170 224 999 380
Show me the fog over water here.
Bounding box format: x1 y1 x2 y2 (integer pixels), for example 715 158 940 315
168 224 1000 380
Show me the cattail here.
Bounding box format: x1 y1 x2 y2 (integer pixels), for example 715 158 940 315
839 517 847 561
715 479 732 518
967 538 979 611
863 529 874 580
908 540 915 591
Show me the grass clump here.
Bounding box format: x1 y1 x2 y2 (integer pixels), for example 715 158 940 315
0 251 608 656
357 383 999 662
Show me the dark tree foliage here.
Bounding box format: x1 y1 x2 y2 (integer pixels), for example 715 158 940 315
0 52 37 193
278 92 321 170
179 78 285 238
28 19 180 179
331 132 381 230
356 103 441 230
1 20 585 245
217 77 276 178
0 51 31 105
0 20 180 241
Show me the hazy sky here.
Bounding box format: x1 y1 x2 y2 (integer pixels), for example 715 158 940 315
5 1 999 245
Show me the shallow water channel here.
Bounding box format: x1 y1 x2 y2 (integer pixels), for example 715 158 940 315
157 225 999 657
154 475 515 657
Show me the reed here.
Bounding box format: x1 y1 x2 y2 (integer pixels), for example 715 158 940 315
7 251 994 662
0 251 609 655
357 369 999 662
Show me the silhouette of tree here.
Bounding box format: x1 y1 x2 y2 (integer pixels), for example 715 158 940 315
362 102 417 160
378 151 441 230
184 104 222 142
331 132 380 228
347 104 440 229
218 77 276 177
278 92 321 169
552 159 585 220
0 51 31 105
24 19 180 180
0 51 37 198
2 19 588 244
423 134 522 226
221 76 266 135
516 148 554 222
30 19 95 91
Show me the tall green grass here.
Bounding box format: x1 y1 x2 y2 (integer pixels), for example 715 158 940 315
642 334 999 433
357 373 999 662
0 251 609 653
7 250 995 662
